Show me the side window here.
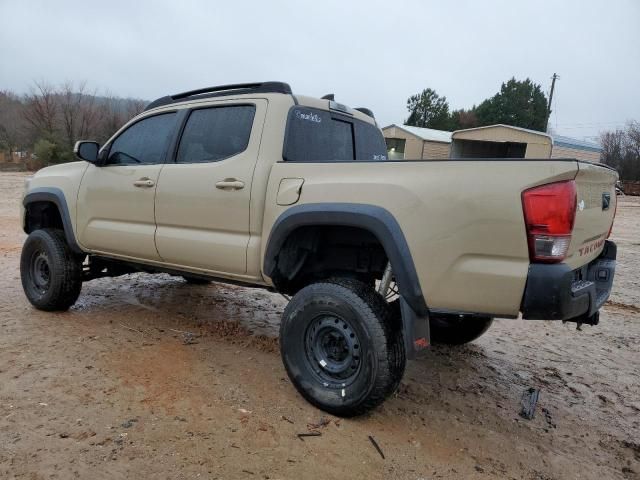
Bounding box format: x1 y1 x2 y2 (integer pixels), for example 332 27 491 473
328 119 355 160
283 107 387 162
106 113 177 166
176 105 256 164
355 122 388 161
283 108 354 162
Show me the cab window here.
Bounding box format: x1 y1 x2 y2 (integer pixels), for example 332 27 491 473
105 113 177 166
283 107 387 162
176 105 256 163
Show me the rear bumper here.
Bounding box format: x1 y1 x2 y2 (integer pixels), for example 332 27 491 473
521 240 616 321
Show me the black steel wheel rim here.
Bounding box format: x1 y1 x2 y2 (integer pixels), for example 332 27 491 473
30 250 51 293
304 314 362 386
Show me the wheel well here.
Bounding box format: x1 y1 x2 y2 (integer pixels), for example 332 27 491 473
24 201 64 233
270 225 388 295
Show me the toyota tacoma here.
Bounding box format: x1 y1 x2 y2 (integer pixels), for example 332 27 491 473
20 81 618 416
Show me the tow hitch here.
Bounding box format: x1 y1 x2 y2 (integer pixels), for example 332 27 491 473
564 310 600 330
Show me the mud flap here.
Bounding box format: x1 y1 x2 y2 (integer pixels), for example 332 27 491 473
399 297 430 360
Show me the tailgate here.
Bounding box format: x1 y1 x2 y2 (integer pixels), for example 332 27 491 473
566 162 618 269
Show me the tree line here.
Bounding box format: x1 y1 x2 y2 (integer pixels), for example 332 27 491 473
405 77 549 132
1 80 638 181
600 122 640 182
405 77 639 181
0 81 146 168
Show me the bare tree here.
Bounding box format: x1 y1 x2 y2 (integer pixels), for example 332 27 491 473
98 93 126 143
1 82 149 166
601 129 625 170
125 99 146 120
601 121 640 181
451 109 479 130
59 81 103 146
23 80 59 138
625 121 640 159
78 91 102 140
95 94 144 142
0 91 28 156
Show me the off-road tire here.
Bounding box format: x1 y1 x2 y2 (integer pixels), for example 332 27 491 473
20 228 83 311
182 276 211 285
280 278 405 417
430 315 493 345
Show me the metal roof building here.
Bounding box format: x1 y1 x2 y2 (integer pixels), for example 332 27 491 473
382 123 602 162
381 124 452 160
550 134 602 162
450 124 602 162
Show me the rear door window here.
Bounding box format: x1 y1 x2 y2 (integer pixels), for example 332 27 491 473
283 107 387 162
176 105 255 163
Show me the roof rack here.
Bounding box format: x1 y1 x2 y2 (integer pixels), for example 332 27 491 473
144 81 292 111
354 107 375 119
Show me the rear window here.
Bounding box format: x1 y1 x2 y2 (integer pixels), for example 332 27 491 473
283 107 387 162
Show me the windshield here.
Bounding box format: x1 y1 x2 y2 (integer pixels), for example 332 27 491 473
283 106 387 162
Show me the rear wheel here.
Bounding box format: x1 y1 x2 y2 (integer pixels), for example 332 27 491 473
20 229 83 311
279 278 405 417
430 314 493 345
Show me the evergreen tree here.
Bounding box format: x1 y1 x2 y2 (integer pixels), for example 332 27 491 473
473 78 548 131
405 88 452 130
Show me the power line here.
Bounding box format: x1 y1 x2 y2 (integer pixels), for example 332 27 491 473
554 121 631 127
555 124 628 130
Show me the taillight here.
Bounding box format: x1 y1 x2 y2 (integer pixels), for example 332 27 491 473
522 180 577 263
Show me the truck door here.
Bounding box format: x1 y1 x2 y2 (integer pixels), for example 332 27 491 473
154 99 267 275
76 112 178 260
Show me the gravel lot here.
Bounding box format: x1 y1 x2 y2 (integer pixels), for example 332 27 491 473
1 171 638 480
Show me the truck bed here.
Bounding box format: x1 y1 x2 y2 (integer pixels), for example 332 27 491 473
263 158 617 318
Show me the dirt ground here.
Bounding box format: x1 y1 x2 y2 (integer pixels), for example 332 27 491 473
1 171 638 480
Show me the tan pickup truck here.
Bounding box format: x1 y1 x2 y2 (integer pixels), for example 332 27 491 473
20 82 618 416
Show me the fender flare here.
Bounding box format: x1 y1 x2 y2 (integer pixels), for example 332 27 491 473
23 187 84 254
264 203 428 316
264 203 430 358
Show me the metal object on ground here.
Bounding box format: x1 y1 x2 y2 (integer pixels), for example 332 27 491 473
297 432 322 441
368 435 385 459
520 387 540 420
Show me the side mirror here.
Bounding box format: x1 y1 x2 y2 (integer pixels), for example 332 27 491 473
74 141 100 163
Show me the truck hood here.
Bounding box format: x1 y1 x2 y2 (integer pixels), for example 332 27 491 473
32 161 88 181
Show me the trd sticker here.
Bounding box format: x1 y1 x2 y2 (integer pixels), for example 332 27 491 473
578 238 605 256
295 110 322 123
372 154 387 160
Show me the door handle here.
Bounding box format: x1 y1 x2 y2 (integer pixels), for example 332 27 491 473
215 179 245 190
133 178 155 188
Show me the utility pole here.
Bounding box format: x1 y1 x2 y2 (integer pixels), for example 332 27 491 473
545 73 559 132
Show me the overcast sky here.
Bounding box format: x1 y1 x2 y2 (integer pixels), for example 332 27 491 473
1 0 638 140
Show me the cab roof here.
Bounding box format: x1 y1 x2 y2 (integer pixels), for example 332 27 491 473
144 81 376 124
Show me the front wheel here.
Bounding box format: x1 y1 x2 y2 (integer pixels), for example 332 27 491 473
279 278 405 417
20 229 83 311
430 314 493 345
